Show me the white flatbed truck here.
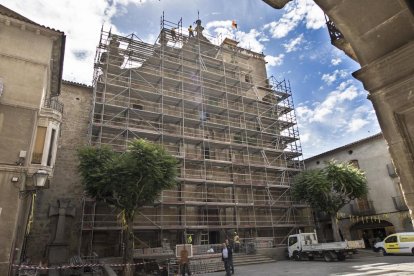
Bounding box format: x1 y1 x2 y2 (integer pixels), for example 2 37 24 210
288 231 365 261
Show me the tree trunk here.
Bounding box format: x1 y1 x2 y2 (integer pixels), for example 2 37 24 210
330 214 341 242
123 215 134 276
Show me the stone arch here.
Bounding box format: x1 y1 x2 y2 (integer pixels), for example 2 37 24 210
350 220 394 248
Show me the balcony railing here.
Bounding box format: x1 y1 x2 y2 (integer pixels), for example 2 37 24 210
44 97 64 113
350 200 375 216
325 15 344 43
392 196 409 211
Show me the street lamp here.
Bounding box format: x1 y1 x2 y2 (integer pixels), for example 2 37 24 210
19 169 49 198
33 169 49 188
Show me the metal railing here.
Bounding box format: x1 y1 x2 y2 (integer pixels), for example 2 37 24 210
44 97 64 113
392 196 409 211
325 15 344 43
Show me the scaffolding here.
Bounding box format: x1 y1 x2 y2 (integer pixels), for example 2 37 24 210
82 15 312 257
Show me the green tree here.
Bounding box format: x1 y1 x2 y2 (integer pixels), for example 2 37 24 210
78 139 178 274
292 161 368 242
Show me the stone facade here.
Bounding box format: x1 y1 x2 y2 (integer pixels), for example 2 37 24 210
25 81 92 263
0 5 65 274
305 134 413 244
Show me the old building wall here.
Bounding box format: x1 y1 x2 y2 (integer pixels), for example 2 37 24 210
0 106 36 163
25 82 92 262
0 7 65 273
306 135 401 213
0 25 53 108
305 134 413 242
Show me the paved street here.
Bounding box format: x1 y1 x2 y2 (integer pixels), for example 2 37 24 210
205 254 414 276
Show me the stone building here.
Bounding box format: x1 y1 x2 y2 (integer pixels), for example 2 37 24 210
0 4 65 274
18 16 311 270
305 133 413 245
263 0 414 239
78 18 311 258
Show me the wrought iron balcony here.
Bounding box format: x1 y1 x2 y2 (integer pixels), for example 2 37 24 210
350 200 375 216
392 196 409 211
325 16 344 43
44 97 64 113
324 15 358 62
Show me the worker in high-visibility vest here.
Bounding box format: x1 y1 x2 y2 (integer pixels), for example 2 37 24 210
187 234 193 244
188 25 194 38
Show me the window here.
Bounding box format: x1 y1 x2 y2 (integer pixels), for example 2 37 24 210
47 129 56 166
245 74 251 83
32 126 47 164
234 133 242 143
385 236 397 243
386 163 397 177
133 104 143 110
356 196 370 211
288 236 298 246
204 147 210 159
32 124 59 167
349 159 359 168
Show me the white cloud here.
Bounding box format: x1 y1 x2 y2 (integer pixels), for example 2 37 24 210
321 69 349 85
346 118 369 133
283 34 304 53
331 57 342 66
265 54 285 67
321 73 336 86
296 83 359 124
296 80 381 158
205 20 232 29
237 29 267 53
205 20 268 53
263 0 325 39
304 1 326 29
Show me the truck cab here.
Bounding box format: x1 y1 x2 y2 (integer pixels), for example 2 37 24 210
288 232 318 259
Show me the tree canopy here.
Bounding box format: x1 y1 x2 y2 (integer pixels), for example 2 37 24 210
292 161 368 213
77 139 178 218
292 161 368 241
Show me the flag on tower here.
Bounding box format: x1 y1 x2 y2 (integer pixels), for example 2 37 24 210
232 20 238 29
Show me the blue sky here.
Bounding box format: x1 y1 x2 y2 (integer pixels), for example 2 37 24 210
3 0 381 158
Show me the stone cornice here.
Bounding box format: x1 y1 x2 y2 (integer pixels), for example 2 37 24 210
353 40 414 93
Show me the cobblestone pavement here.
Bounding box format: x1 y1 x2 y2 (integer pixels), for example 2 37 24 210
205 255 414 276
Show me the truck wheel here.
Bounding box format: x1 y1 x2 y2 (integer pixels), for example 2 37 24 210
293 251 302 261
378 248 387 256
323 252 334 262
337 253 346 261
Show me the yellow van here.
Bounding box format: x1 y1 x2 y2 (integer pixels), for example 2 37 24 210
373 232 414 255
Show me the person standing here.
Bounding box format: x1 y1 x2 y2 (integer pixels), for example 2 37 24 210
171 27 177 41
225 239 234 274
221 243 231 276
233 232 240 253
180 246 192 276
188 25 194 38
